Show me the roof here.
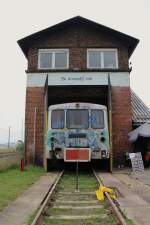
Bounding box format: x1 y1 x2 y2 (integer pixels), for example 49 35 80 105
128 123 150 143
18 16 139 58
131 90 150 126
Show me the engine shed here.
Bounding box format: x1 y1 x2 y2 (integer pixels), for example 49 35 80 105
18 16 140 169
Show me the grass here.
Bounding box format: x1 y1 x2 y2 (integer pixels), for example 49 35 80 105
126 219 136 225
27 210 37 225
43 217 117 225
59 172 99 191
0 166 45 211
47 207 106 216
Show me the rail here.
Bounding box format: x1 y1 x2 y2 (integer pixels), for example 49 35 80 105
31 170 64 225
93 170 128 225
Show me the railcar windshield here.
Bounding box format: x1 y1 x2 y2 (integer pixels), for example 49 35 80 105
51 108 104 129
91 110 104 129
51 110 65 129
66 109 89 129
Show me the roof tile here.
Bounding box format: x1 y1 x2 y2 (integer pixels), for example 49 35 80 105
131 90 150 125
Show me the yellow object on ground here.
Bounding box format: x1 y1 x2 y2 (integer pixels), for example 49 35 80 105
96 186 116 201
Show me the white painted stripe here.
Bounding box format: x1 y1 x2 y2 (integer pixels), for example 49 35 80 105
27 74 47 87
48 72 108 86
110 73 130 86
27 72 130 87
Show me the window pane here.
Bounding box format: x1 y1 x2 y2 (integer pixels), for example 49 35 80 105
91 110 104 129
67 110 89 129
39 52 52 68
55 52 67 68
88 51 101 68
104 51 117 68
51 110 64 129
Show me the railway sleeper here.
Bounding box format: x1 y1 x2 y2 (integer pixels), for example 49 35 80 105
40 172 118 225
31 171 128 225
46 214 107 220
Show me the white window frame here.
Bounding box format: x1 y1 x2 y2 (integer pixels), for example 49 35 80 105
38 49 69 69
87 48 118 69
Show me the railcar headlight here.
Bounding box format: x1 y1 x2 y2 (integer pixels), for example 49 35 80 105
50 137 58 143
101 150 107 158
100 137 105 142
50 137 55 150
50 137 54 142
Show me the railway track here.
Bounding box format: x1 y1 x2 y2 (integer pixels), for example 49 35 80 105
0 152 19 158
30 169 128 225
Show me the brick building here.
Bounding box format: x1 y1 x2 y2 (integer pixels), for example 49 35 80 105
18 16 139 168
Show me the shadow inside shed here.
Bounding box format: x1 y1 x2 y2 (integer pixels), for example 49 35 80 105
48 85 108 107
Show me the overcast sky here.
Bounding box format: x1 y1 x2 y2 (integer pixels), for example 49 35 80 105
0 0 149 143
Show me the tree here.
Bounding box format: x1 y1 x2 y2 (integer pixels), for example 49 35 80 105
16 140 24 158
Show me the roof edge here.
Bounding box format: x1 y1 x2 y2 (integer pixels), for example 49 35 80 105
18 16 139 58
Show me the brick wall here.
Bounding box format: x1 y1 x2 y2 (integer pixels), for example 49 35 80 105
25 85 132 167
25 22 132 167
112 87 132 166
25 87 45 166
27 23 129 72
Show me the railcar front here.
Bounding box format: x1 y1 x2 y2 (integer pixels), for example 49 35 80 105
46 103 109 163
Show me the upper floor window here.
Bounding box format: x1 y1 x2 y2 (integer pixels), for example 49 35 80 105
87 49 118 69
38 49 69 69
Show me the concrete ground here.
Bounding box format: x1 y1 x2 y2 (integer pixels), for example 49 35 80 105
0 172 59 225
98 168 150 225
